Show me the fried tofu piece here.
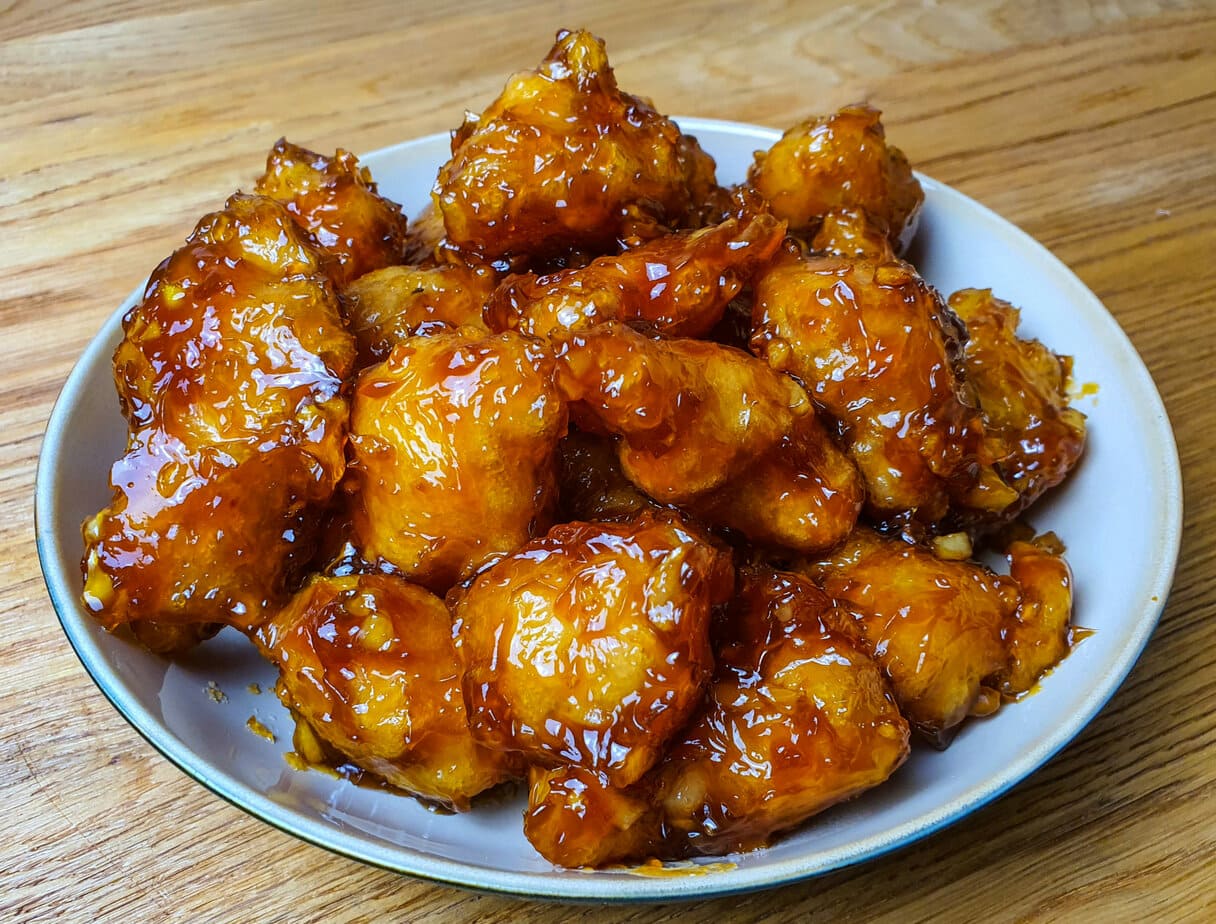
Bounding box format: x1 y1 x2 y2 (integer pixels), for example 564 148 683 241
748 105 922 252
434 29 717 265
655 568 909 854
257 573 515 810
799 528 1019 746
753 251 1016 526
343 263 496 366
689 410 863 555
452 515 733 786
346 328 566 594
82 194 355 635
996 536 1075 696
524 765 664 868
949 288 1087 522
553 322 812 503
526 568 910 867
811 208 896 262
483 214 785 339
255 138 410 288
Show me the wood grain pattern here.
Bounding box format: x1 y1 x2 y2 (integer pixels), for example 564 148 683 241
3 1 1214 920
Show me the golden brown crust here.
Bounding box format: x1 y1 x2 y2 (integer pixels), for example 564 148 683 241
654 568 909 855
257 572 515 810
753 250 1016 526
82 194 355 633
799 528 1019 746
748 104 922 251
483 214 785 339
434 29 717 266
343 263 496 366
688 409 863 555
949 288 1087 524
524 765 663 868
80 36 1090 869
996 537 1075 696
345 328 566 594
255 138 410 288
452 514 734 786
553 321 811 503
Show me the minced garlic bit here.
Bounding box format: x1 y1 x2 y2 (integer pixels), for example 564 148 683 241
204 681 228 703
932 532 973 561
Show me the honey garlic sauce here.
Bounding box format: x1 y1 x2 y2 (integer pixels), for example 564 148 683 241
434 29 717 267
346 328 566 594
257 572 515 811
452 515 733 788
83 193 355 633
654 568 909 856
483 213 786 339
752 251 1003 525
254 139 410 289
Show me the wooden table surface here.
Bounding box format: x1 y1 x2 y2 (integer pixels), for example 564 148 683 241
3 1 1214 921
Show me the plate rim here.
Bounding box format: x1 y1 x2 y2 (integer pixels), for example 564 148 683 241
34 116 1184 902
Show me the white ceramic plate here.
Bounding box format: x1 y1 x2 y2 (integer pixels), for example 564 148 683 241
36 119 1182 901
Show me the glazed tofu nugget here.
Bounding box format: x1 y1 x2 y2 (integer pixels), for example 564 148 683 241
483 213 786 339
949 288 1086 522
553 322 812 503
524 765 664 868
346 329 566 594
996 536 1075 697
753 251 1016 526
82 194 355 635
257 573 515 810
689 409 863 555
434 29 717 264
811 208 897 262
655 568 910 855
748 104 922 251
344 263 495 366
255 139 410 288
800 528 1019 746
452 515 734 786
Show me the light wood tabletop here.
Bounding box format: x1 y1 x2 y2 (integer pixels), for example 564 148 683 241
3 1 1214 921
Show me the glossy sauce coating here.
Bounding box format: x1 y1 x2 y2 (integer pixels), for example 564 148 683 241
433 29 717 266
752 250 1016 525
748 104 923 251
451 515 734 786
346 328 566 594
82 193 355 632
810 208 897 262
483 213 785 339
255 138 410 289
689 409 863 555
654 568 910 854
82 34 1094 869
256 572 515 810
800 528 1020 746
525 569 911 865
949 288 1087 523
524 765 662 868
553 321 811 503
997 537 1075 696
343 263 496 366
